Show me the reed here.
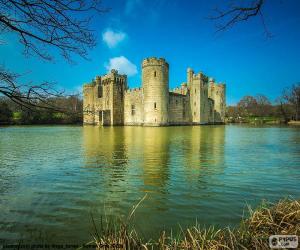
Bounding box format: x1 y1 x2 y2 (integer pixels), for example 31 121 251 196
92 197 300 250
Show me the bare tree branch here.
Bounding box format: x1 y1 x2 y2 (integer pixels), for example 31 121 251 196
209 0 272 38
0 66 82 114
0 0 108 112
0 0 108 62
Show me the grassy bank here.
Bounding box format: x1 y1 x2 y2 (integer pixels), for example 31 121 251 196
226 116 285 124
89 198 299 250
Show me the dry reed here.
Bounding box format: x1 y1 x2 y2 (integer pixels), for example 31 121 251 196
92 197 300 250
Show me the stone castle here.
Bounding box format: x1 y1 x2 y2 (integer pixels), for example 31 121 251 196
83 57 226 126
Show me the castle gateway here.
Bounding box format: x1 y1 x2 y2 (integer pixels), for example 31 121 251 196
83 57 226 126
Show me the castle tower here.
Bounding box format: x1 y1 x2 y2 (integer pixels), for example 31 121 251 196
83 82 96 124
208 78 226 123
189 71 209 124
142 57 169 126
214 83 226 122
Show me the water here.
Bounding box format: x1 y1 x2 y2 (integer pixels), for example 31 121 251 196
0 125 299 243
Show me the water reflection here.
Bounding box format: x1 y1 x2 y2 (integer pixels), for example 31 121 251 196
1 125 299 243
83 126 225 184
82 125 226 233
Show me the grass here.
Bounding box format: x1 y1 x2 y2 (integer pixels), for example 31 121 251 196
89 197 300 250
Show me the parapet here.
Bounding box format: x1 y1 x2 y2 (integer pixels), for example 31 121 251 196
215 82 226 89
83 82 96 88
142 57 169 68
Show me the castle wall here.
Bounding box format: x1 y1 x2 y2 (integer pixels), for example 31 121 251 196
168 93 190 125
124 88 143 125
208 98 215 123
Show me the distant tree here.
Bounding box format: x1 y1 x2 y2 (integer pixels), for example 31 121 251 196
255 94 272 116
275 96 293 123
237 95 258 117
0 0 107 111
0 95 83 124
0 99 12 123
281 83 300 121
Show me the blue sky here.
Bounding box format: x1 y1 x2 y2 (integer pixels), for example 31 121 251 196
1 0 300 105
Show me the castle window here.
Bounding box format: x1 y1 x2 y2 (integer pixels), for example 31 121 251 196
195 89 196 94
98 85 103 98
154 102 157 109
154 71 156 77
176 100 178 105
131 105 135 115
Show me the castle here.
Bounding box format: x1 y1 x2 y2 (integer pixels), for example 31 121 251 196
83 57 226 126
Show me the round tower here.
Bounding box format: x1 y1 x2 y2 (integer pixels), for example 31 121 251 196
142 57 169 126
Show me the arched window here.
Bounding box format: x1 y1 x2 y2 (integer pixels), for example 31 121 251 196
154 71 156 77
195 89 196 94
154 102 157 109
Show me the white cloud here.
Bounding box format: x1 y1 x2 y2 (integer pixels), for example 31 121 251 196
102 29 126 48
105 56 137 77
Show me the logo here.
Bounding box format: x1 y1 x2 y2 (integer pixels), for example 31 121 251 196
269 235 298 248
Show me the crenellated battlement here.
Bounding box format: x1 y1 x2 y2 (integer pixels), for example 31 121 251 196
125 87 142 93
194 73 208 82
142 57 169 68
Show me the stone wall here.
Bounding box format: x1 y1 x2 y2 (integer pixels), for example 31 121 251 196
168 93 190 125
124 88 143 125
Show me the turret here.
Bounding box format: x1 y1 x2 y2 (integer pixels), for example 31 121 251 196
142 57 169 126
187 68 194 86
83 82 96 124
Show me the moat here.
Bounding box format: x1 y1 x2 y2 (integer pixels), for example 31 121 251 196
0 125 299 243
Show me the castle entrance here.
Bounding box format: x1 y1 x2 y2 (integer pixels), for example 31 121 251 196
99 110 111 126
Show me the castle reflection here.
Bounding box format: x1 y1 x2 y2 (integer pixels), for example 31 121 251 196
82 125 225 193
